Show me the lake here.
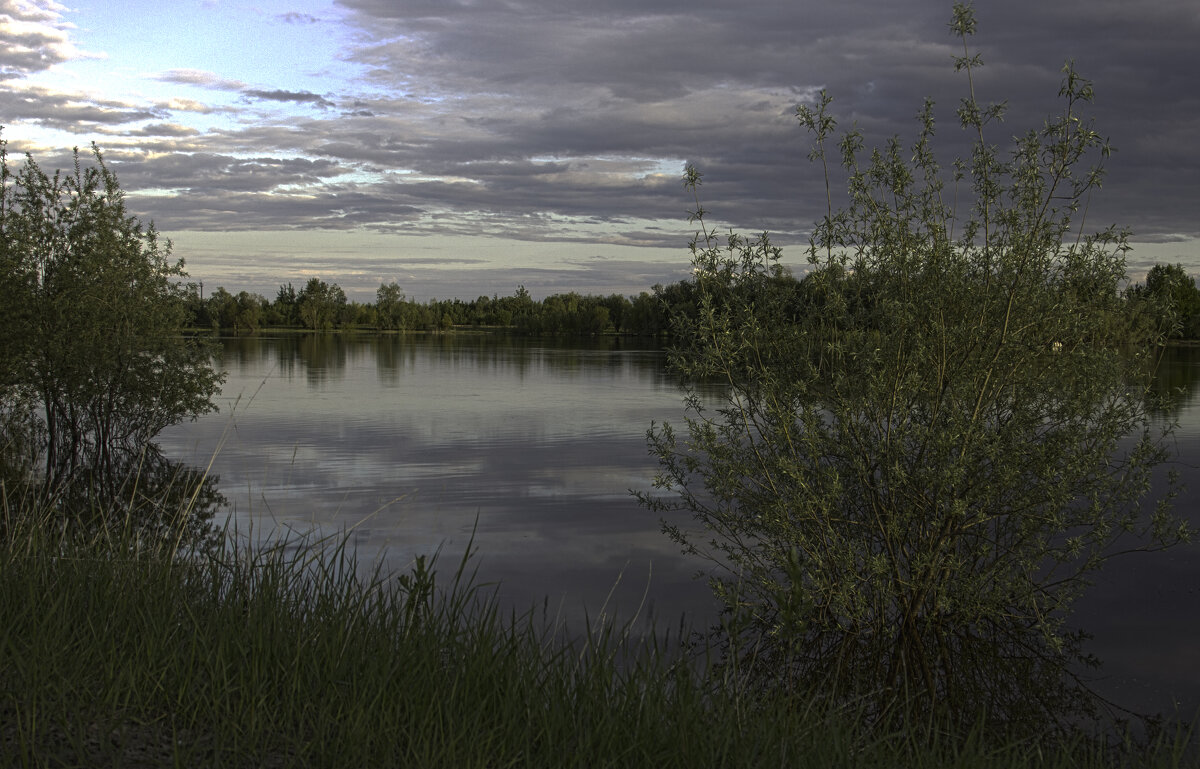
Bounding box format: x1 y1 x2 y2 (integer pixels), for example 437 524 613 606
157 334 1200 720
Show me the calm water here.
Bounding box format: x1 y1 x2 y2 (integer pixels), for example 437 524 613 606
158 334 1200 719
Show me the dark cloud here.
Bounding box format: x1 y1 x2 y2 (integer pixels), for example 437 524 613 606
153 71 337 111
143 189 424 231
278 12 321 25
127 122 199 138
106 150 345 190
0 86 162 128
4 0 1196 297
243 89 336 108
325 0 1200 244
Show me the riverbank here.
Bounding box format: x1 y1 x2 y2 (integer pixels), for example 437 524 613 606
2 507 1196 767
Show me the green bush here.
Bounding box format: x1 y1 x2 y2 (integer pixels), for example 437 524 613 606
0 135 223 520
641 3 1191 738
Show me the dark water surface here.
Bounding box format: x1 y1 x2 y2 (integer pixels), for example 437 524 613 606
158 334 1200 720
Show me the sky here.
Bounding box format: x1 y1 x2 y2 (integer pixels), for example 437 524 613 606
1 0 1197 301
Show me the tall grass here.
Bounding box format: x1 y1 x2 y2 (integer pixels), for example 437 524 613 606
0 493 1195 767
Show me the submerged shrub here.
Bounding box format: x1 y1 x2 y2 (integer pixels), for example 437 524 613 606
641 3 1190 737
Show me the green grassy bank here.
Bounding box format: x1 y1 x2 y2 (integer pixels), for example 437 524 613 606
1 510 1195 768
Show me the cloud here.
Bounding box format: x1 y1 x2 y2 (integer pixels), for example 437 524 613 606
4 0 1197 300
110 150 349 194
277 12 321 25
165 229 693 301
155 70 336 110
157 97 219 114
0 84 161 128
0 0 100 78
323 0 1200 245
243 89 335 108
156 68 247 92
127 122 199 138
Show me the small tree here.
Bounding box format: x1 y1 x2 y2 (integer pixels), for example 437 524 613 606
273 282 301 326
376 281 406 331
1144 263 1200 339
641 5 1189 735
297 277 348 331
0 135 224 515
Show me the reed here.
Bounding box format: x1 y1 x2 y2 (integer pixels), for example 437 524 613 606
0 496 1194 768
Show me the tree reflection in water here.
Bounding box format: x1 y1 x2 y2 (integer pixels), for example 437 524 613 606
12 446 228 552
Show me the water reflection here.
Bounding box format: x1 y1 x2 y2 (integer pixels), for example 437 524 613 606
161 334 712 635
1152 345 1200 418
215 333 677 387
157 334 1200 722
29 446 229 550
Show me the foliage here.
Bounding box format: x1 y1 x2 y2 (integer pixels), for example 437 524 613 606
182 278 683 336
640 4 1190 736
0 136 224 514
208 286 268 333
211 273 617 332
297 276 349 331
1141 263 1200 339
375 280 406 330
273 282 301 326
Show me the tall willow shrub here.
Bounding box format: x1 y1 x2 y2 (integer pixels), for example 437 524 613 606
641 3 1190 734
0 137 223 522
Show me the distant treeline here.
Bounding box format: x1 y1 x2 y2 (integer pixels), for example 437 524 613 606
183 277 705 336
183 262 1200 339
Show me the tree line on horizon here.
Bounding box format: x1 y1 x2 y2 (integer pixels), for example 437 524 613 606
184 263 1200 340
182 276 706 336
